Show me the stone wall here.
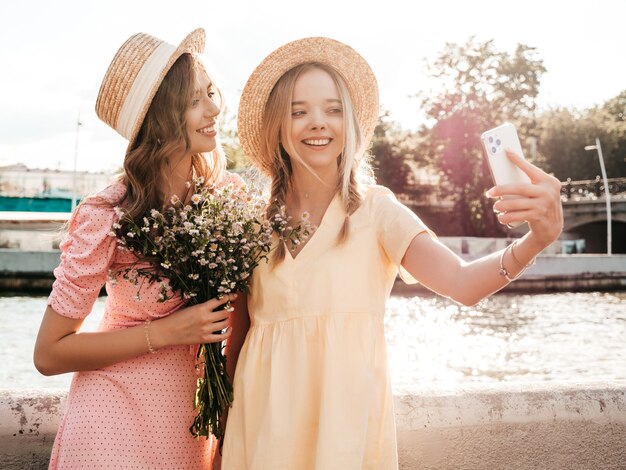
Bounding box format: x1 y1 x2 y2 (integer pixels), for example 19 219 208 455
2 382 625 469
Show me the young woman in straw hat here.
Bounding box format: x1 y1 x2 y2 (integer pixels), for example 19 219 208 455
34 29 247 469
221 37 563 469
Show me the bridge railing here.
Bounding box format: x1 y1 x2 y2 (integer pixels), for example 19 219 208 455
561 177 626 201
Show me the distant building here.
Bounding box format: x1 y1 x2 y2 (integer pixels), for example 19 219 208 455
0 164 114 198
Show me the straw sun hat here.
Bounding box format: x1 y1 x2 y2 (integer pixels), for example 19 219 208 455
237 37 379 175
95 28 206 150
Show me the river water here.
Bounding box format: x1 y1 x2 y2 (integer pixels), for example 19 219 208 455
1 291 625 391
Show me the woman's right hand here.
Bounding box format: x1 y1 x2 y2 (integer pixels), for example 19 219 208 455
150 294 236 349
34 294 236 376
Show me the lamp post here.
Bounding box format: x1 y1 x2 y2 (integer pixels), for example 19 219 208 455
584 138 612 255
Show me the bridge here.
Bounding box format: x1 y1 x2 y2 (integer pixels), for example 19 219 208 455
401 176 626 254
558 177 626 253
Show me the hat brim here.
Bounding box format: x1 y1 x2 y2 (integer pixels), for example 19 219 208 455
237 37 379 175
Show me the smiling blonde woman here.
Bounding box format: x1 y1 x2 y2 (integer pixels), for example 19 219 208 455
221 37 563 469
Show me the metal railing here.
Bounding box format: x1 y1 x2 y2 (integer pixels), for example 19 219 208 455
560 177 626 201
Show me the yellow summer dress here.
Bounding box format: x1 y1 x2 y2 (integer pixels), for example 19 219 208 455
222 185 433 470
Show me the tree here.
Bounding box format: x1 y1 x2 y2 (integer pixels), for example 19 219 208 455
535 107 624 180
602 90 626 176
604 89 626 123
417 37 547 236
369 113 437 202
535 92 626 181
369 114 414 194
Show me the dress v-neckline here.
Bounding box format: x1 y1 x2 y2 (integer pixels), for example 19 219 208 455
284 193 340 262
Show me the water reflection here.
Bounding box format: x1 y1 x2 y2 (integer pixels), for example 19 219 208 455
385 291 626 388
1 292 625 390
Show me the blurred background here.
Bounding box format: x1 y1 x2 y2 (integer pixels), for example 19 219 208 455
1 0 625 245
0 0 624 391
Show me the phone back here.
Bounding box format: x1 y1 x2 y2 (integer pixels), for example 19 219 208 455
480 123 531 186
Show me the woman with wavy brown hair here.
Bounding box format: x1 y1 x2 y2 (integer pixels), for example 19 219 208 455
34 29 246 469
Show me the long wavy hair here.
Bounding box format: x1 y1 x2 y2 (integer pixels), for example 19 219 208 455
115 52 225 223
262 62 373 264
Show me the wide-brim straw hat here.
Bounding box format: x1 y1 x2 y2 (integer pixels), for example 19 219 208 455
238 37 379 175
96 28 205 150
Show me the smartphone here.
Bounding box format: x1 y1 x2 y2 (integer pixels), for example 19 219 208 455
480 123 531 227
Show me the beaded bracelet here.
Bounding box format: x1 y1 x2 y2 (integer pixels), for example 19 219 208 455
144 320 156 355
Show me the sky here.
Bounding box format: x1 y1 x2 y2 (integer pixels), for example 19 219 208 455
0 0 624 173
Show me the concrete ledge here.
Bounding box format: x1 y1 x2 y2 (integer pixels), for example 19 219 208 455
0 250 59 292
0 390 67 469
2 382 625 469
0 250 61 274
394 381 626 469
2 250 626 293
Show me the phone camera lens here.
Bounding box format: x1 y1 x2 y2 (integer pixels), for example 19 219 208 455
491 146 497 154
488 137 494 143
496 139 501 146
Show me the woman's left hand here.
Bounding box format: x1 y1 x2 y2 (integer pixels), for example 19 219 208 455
487 150 564 249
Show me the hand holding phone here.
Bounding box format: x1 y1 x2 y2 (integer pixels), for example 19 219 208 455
480 123 531 227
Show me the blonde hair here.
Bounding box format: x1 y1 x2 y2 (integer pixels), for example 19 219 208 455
262 62 373 264
115 53 225 222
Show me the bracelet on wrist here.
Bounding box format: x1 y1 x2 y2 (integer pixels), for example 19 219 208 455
144 320 157 354
510 239 536 269
499 244 517 282
499 240 535 282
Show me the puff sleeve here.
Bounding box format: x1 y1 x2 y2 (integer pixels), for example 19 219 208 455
371 186 435 284
215 170 246 191
47 201 118 319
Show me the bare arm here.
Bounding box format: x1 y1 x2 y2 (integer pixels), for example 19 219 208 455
33 294 236 376
210 295 250 468
401 151 563 306
224 295 250 381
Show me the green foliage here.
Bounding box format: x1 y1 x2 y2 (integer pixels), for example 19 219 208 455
604 90 626 123
418 37 547 236
370 114 415 194
422 39 546 124
602 90 626 176
535 89 626 181
535 104 626 180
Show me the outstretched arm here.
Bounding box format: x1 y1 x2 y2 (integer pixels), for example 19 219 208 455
401 150 563 306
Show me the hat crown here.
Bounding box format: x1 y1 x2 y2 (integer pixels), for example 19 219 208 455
95 29 205 146
95 33 163 139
